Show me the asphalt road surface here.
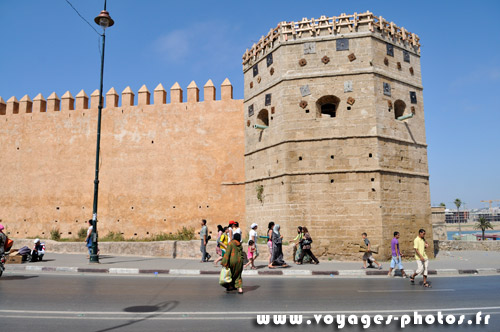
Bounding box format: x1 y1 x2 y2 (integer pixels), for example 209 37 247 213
0 273 499 331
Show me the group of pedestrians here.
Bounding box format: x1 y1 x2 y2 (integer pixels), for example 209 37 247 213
204 220 323 269
200 219 324 294
366 228 431 287
202 220 431 293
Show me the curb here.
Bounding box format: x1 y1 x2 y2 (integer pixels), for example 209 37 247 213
5 265 500 277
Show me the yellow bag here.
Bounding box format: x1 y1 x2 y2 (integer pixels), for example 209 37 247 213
219 267 232 285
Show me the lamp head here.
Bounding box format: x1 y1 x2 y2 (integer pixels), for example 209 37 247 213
94 10 114 30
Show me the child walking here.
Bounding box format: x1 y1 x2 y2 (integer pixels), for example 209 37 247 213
361 232 382 270
244 240 257 270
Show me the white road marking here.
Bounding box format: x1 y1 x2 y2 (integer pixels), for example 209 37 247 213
1 305 500 316
169 269 200 275
2 312 500 321
109 268 140 274
358 289 455 293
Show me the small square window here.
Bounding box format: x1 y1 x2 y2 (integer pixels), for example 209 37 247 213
383 83 391 96
265 94 272 106
336 38 349 51
253 64 258 77
266 53 273 67
386 43 394 57
403 50 410 63
410 91 417 104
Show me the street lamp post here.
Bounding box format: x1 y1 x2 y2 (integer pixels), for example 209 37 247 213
90 0 114 263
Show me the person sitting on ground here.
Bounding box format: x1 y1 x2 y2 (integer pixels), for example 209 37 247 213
361 232 382 270
31 238 46 262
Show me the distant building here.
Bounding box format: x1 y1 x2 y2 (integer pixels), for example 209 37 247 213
471 208 500 223
445 208 500 224
445 210 469 223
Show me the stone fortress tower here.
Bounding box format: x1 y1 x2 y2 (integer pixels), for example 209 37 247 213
242 11 432 258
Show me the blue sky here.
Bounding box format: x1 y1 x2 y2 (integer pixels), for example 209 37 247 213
1 0 499 209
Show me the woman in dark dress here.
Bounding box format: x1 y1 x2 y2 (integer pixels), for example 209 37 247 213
269 224 288 268
221 233 244 294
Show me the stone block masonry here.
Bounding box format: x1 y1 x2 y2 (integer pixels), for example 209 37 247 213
2 11 432 260
0 80 245 239
243 11 432 259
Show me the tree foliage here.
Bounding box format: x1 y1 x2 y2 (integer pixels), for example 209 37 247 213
474 216 493 240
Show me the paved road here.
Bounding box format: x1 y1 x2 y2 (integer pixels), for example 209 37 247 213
11 250 500 271
0 273 499 331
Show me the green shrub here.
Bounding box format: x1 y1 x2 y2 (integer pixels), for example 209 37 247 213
256 184 264 203
153 226 195 241
50 228 61 241
176 226 196 240
101 231 125 242
152 233 175 241
77 228 87 240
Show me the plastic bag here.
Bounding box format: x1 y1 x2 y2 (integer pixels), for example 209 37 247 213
219 267 232 285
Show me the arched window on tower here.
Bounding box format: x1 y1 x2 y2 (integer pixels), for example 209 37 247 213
394 100 406 119
257 109 269 127
316 95 340 118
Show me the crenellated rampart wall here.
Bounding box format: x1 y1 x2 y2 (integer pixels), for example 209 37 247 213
0 79 245 239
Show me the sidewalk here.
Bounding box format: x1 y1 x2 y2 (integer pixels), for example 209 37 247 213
5 250 500 277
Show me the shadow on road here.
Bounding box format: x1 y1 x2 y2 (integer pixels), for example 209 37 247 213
96 255 162 265
94 300 179 332
243 285 260 293
1 275 38 281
